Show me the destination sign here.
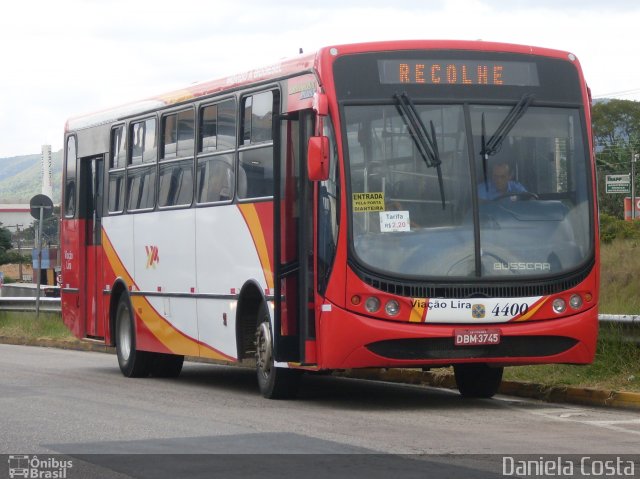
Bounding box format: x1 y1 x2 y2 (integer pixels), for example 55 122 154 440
378 60 539 86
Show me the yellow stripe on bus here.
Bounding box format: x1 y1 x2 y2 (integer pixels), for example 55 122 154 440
158 89 195 105
512 298 548 322
238 204 274 291
410 300 426 322
102 230 231 361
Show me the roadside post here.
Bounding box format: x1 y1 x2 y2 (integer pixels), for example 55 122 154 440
631 152 638 221
30 194 54 317
632 153 637 220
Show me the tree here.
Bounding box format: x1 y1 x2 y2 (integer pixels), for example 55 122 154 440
592 99 640 218
0 223 29 266
23 215 59 246
592 99 640 148
0 224 11 253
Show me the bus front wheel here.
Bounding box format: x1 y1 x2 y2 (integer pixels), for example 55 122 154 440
255 309 300 399
115 295 151 378
453 363 503 398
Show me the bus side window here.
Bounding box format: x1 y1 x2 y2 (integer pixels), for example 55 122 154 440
238 90 275 199
197 155 234 203
130 118 157 166
108 173 125 213
108 126 126 213
177 110 194 158
64 136 77 217
159 161 193 207
127 168 157 210
162 114 178 159
159 109 194 208
127 117 157 211
197 99 237 204
200 104 218 153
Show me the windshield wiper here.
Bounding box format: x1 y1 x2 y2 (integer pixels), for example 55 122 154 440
394 92 445 209
480 93 534 190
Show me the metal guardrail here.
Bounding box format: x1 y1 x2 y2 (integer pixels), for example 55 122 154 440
598 314 640 324
0 297 62 313
0 297 638 325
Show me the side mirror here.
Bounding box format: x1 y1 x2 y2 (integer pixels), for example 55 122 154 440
307 136 330 181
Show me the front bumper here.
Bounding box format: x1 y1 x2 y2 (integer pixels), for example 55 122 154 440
317 303 598 369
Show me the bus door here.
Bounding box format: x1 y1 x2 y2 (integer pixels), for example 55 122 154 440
274 111 316 364
79 155 105 338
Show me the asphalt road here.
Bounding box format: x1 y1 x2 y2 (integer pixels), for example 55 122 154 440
1 344 638 478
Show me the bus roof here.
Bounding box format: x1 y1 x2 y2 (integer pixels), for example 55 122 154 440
65 51 319 132
65 40 577 132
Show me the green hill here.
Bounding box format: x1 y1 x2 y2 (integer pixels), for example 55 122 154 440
0 150 63 204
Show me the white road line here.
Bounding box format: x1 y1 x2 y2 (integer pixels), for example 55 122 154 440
500 399 640 437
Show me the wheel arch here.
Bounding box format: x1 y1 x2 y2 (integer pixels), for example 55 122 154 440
235 280 269 361
108 278 130 347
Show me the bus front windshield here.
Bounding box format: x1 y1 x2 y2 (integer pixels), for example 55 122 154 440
345 102 591 279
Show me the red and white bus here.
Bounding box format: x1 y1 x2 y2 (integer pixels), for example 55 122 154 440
61 40 598 399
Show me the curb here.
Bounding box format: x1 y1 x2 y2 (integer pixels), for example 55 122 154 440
2 337 639 411
339 368 640 411
0 335 115 353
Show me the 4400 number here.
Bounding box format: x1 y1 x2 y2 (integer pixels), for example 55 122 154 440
491 302 529 317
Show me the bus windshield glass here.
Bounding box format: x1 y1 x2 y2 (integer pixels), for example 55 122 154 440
345 102 591 279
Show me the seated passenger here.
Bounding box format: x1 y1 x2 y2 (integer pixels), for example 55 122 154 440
478 162 527 200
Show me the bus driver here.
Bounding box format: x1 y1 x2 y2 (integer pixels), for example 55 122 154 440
478 162 527 200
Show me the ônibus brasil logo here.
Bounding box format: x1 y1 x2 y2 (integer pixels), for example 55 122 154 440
8 455 73 478
145 245 160 269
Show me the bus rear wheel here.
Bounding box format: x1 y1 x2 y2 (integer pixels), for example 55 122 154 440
115 295 151 378
453 364 503 398
255 310 300 399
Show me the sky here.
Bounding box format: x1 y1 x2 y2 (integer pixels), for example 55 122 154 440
0 0 638 157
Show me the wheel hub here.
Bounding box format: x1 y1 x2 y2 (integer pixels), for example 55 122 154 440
119 313 132 361
256 322 273 377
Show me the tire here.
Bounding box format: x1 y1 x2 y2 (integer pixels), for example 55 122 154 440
115 295 151 378
255 305 301 399
149 353 184 378
453 363 503 398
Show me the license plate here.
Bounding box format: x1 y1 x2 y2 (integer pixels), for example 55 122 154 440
454 329 501 346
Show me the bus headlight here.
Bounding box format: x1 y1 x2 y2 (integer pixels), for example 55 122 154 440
552 298 566 314
365 297 380 313
569 294 583 310
385 300 400 316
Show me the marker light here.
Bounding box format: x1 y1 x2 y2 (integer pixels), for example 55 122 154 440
569 294 583 310
385 300 400 316
351 295 362 306
584 292 593 302
552 298 566 314
365 297 381 313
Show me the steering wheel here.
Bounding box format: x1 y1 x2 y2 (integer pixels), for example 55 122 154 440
493 191 539 201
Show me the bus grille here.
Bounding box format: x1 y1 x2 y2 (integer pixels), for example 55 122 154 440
352 259 594 299
366 336 578 360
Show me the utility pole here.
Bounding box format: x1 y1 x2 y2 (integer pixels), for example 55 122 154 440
16 224 23 281
29 195 53 318
5 224 24 281
634 152 639 221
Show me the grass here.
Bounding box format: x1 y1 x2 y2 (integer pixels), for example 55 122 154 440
599 238 640 314
504 323 640 392
503 238 640 392
0 311 75 341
